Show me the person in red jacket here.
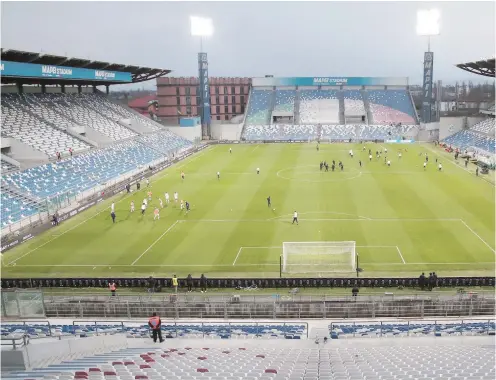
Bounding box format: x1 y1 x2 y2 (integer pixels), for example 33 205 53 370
148 312 164 343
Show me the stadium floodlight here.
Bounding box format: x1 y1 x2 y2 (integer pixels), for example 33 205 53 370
416 9 440 36
190 16 214 37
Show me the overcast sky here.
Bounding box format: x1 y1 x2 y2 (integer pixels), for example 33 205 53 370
1 1 495 89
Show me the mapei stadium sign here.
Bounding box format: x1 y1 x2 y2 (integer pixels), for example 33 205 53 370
1 61 132 82
252 77 409 87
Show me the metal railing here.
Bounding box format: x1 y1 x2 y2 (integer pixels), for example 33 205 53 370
329 318 495 338
1 335 29 350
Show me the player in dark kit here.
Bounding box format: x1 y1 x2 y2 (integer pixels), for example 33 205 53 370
331 164 335 172
359 160 362 167
320 162 323 171
267 196 271 207
111 211 116 223
325 163 329 172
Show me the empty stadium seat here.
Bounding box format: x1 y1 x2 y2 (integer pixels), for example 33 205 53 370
442 130 495 153
1 323 307 340
245 90 272 125
342 90 365 116
366 90 417 124
470 119 495 135
1 102 90 158
330 321 496 338
3 344 494 380
273 90 296 113
299 90 340 124
242 125 317 141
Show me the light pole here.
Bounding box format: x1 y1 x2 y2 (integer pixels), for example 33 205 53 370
416 9 440 124
190 16 214 139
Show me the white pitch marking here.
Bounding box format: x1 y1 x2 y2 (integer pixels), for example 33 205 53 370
422 143 494 185
267 211 372 221
251 145 260 153
459 219 496 255
6 192 135 266
232 246 281 266
396 246 406 264
131 220 179 265
5 166 177 266
12 261 494 268
232 247 243 266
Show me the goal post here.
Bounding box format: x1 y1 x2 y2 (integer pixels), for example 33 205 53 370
281 241 356 274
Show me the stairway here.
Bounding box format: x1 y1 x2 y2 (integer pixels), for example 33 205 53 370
294 90 301 125
338 91 346 124
361 90 373 124
1 183 45 210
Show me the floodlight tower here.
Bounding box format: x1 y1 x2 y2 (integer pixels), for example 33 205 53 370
190 16 214 138
416 9 440 124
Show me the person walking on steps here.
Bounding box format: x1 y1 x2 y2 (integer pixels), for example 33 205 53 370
148 312 164 343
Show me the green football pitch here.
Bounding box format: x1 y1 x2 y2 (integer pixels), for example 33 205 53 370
2 142 495 279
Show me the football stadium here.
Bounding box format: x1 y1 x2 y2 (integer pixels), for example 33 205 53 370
0 3 495 380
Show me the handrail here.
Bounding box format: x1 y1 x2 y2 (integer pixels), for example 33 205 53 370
330 318 495 337
1 335 28 350
69 320 309 339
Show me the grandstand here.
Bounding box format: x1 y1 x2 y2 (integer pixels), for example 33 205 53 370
241 78 419 142
0 51 194 228
441 118 495 154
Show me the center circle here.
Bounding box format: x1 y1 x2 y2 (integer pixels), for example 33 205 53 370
276 165 362 183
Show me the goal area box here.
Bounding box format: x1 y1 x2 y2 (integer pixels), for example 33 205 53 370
282 241 356 274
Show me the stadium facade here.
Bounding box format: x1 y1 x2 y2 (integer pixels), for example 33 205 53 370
157 76 251 124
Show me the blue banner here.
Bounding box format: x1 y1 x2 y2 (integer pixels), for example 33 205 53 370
421 52 434 123
179 117 201 127
198 53 211 132
252 77 408 87
0 61 132 82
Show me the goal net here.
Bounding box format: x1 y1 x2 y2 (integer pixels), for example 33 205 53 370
282 241 356 274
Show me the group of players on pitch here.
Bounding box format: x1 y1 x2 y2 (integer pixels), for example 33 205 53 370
316 144 443 171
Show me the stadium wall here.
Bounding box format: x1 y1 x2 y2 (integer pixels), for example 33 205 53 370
211 123 243 140
8 138 49 165
166 125 201 141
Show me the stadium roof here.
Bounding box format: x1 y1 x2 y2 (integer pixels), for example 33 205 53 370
1 49 171 84
456 57 495 78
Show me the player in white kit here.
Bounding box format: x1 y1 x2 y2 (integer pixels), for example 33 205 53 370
130 201 135 212
423 162 427 170
111 202 115 213
349 149 353 158
174 192 178 203
387 160 391 167
398 152 402 159
180 200 184 210
257 168 260 174
159 198 163 208
165 192 170 204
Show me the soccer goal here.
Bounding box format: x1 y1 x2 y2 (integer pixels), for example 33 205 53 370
281 241 357 274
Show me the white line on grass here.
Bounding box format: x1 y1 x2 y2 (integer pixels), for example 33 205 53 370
232 247 243 266
5 151 201 266
396 246 406 264
181 218 461 223
251 145 260 153
12 261 494 268
232 246 280 266
131 220 180 265
6 192 135 266
267 211 372 221
422 144 494 185
459 219 496 255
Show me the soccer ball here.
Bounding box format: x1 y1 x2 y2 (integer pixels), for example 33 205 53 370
273 208 276 211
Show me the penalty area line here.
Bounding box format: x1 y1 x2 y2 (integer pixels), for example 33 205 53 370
459 219 496 255
131 220 180 265
396 246 406 264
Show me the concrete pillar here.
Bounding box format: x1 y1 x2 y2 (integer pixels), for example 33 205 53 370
106 85 109 95
41 84 46 94
92 85 97 93
61 84 65 94
16 82 23 94
78 85 82 94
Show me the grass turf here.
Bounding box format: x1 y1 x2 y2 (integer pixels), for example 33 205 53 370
2 142 495 279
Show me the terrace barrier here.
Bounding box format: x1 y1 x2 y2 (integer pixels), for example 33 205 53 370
2 290 494 319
